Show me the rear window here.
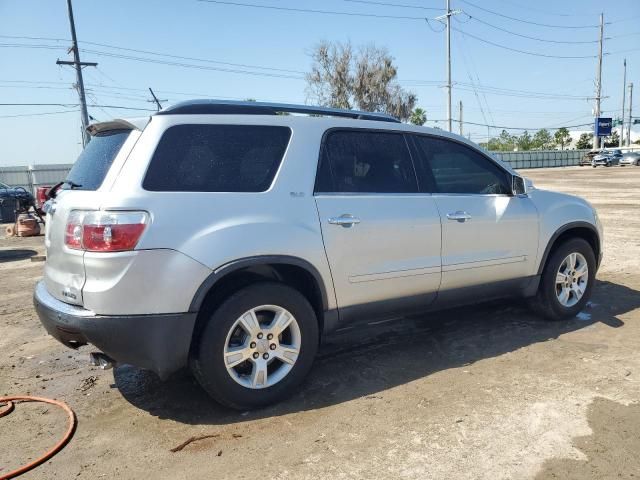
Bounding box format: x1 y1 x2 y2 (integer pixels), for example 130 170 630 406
143 125 291 192
64 129 131 191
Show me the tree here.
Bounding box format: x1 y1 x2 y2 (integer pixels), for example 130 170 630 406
498 130 515 151
306 41 416 121
575 132 593 150
517 131 533 151
533 129 553 150
554 127 572 150
410 107 427 126
603 131 620 148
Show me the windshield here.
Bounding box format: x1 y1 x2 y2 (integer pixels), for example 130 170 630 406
63 129 131 191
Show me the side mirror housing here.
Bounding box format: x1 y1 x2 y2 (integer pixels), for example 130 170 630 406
511 175 527 196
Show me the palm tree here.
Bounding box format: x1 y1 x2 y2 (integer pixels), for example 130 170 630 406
410 107 427 126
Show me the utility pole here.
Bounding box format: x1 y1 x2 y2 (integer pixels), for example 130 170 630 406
458 100 463 136
627 83 633 147
56 0 96 147
435 1 461 132
620 59 627 147
148 88 166 111
593 13 604 150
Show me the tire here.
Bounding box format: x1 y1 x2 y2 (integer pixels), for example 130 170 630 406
191 282 319 409
530 238 596 321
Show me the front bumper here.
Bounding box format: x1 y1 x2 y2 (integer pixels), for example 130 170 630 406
33 280 197 379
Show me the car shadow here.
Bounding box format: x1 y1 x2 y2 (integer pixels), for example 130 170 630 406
113 279 638 425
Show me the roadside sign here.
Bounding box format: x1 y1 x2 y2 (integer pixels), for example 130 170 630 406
595 117 612 136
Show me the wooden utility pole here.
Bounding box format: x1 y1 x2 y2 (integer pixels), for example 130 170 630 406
593 13 604 149
56 0 96 147
627 83 633 147
620 59 627 147
458 101 463 136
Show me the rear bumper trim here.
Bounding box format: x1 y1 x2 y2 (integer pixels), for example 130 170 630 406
34 280 196 379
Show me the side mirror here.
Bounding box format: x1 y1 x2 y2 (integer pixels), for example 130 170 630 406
511 175 527 196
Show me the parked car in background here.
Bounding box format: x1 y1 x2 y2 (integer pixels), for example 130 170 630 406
619 151 640 166
592 149 622 167
34 100 603 409
579 150 599 166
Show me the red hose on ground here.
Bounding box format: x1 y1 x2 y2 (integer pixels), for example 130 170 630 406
0 396 76 480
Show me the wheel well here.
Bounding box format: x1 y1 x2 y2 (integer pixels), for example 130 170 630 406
189 263 325 357
541 226 600 274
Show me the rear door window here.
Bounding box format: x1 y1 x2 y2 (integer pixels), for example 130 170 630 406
315 129 418 194
143 125 291 192
64 129 131 191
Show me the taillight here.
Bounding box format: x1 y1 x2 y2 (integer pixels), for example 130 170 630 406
64 211 85 249
64 211 148 252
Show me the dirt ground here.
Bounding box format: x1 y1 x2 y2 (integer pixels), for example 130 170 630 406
1 165 639 480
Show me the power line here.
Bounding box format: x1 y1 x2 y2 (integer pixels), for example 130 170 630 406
81 48 305 79
80 40 306 74
451 26 598 59
0 103 156 111
342 0 441 11
427 119 594 131
492 0 601 17
462 14 600 44
459 0 599 29
0 109 78 119
197 0 427 20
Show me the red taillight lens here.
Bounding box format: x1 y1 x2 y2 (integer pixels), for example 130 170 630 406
64 211 85 250
64 211 148 252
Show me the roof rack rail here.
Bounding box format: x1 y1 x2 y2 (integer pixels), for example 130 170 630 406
156 99 400 123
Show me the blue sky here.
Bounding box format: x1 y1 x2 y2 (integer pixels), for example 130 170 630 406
1 0 639 165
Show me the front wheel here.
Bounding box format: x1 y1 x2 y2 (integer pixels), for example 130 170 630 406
191 282 319 409
529 238 596 321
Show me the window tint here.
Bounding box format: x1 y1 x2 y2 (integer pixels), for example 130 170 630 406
143 125 291 192
412 135 510 195
64 129 131 191
317 130 418 193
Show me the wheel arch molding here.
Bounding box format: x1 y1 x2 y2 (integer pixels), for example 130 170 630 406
537 221 601 275
188 255 330 314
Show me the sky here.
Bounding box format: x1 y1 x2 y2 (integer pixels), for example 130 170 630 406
0 0 639 166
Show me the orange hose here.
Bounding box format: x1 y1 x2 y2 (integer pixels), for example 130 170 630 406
0 396 76 480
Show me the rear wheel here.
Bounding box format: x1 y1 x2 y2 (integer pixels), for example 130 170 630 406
191 282 319 409
530 238 596 321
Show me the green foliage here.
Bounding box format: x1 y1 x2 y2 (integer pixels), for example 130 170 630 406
575 132 594 150
532 129 553 150
517 130 533 151
554 127 572 150
603 131 620 148
409 108 427 126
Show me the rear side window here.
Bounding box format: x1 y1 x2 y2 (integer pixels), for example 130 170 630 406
64 129 131 191
316 130 418 194
143 125 291 192
411 135 510 195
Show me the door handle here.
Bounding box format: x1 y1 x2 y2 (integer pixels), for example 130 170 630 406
446 211 472 222
328 214 361 228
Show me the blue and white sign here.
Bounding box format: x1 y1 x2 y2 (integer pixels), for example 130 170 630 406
595 117 612 137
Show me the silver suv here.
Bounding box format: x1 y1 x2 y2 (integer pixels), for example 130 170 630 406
35 100 603 409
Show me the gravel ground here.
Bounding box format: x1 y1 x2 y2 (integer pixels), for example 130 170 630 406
1 165 639 480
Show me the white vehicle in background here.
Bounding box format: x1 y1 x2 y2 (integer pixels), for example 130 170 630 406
34 100 603 409
619 151 640 166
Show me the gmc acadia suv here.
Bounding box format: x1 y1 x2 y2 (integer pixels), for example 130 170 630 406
34 100 603 409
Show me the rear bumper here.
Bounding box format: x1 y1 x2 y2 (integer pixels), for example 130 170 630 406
33 280 196 379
